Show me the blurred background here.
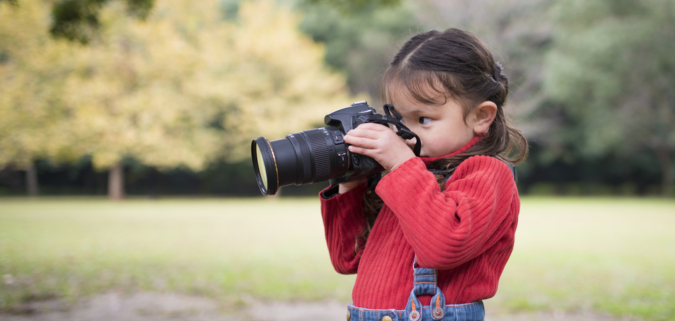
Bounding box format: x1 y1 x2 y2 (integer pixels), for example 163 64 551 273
1 0 674 320
1 0 673 198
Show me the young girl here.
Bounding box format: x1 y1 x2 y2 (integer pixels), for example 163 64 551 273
319 28 528 321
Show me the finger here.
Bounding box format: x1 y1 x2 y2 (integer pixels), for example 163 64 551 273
344 135 379 149
405 137 417 148
347 145 373 157
346 128 383 140
354 123 389 131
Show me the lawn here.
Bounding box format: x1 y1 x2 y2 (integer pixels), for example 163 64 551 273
0 197 673 320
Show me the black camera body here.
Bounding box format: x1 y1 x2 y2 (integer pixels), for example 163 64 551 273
323 101 384 181
251 101 384 195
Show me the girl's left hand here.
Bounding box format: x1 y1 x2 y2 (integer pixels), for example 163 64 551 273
343 123 416 171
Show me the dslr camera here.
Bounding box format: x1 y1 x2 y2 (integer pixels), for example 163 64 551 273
251 101 420 195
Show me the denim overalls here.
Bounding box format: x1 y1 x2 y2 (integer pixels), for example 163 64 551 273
345 258 485 321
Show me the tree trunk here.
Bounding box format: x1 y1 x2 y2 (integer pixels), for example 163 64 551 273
108 161 125 200
26 161 39 197
656 147 673 197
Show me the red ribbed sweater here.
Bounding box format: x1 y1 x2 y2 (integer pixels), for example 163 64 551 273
319 136 520 309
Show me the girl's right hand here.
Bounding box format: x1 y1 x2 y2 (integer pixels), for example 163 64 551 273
339 179 366 194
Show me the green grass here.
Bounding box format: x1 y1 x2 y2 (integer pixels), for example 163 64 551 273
0 198 355 311
493 197 675 320
0 197 674 320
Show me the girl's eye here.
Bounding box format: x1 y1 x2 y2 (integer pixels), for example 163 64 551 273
419 117 432 125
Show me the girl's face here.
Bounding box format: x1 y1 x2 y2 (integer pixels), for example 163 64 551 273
390 84 486 158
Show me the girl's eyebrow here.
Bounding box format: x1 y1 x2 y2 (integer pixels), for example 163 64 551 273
393 106 422 117
392 99 437 116
397 108 433 119
407 105 438 116
406 108 421 115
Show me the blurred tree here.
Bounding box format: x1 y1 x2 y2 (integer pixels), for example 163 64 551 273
0 0 78 196
48 0 403 44
61 1 220 199
296 1 418 100
301 0 400 14
49 0 153 43
61 0 358 199
1 0 357 199
183 0 362 162
544 0 675 195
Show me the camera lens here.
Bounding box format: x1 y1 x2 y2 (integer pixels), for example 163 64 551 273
252 137 277 195
255 144 269 191
251 127 349 195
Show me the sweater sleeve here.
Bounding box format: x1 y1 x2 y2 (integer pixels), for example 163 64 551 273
375 155 517 270
319 182 368 274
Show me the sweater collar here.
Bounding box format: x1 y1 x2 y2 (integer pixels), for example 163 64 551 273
418 134 483 166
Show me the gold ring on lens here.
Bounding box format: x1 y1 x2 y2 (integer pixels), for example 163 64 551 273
264 138 279 192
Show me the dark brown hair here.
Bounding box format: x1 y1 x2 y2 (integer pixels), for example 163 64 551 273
356 28 528 253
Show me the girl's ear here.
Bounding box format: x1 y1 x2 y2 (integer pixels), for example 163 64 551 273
470 101 497 135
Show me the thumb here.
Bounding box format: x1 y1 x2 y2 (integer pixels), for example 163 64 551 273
405 137 417 149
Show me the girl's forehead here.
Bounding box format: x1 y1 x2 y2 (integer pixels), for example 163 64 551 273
388 81 448 111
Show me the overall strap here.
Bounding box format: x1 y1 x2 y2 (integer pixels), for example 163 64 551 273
498 157 518 182
441 156 517 185
407 256 447 320
412 256 437 296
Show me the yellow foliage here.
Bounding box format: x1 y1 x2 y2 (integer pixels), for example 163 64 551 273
1 0 363 171
63 1 217 170
230 1 364 157
0 1 78 169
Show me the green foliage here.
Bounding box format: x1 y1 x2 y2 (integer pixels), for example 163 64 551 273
50 0 154 43
544 0 675 194
301 0 400 14
50 0 106 43
296 0 418 98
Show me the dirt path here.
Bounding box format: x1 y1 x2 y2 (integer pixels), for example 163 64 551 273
0 292 635 321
